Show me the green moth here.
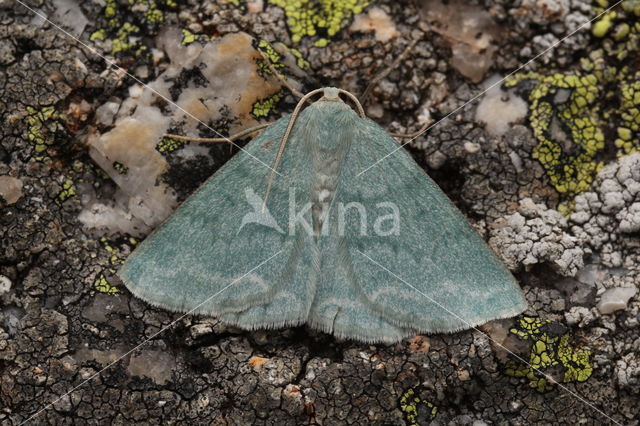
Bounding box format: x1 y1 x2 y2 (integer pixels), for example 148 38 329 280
119 87 527 343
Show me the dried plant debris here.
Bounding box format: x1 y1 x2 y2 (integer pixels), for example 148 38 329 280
1 0 639 424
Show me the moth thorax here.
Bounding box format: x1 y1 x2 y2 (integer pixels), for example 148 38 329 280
311 156 339 236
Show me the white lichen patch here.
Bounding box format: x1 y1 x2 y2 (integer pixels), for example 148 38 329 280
349 7 400 42
570 154 640 267
82 30 287 236
489 198 585 276
475 75 528 136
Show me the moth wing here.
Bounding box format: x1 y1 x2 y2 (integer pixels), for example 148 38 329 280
320 117 527 336
118 115 315 323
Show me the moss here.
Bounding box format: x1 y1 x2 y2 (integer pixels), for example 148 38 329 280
156 137 188 154
399 388 437 425
504 317 593 392
94 273 120 294
252 92 283 117
265 0 370 45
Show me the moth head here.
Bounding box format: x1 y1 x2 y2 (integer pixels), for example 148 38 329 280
320 87 342 102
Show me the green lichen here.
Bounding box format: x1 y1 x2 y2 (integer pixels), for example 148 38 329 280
89 29 107 41
252 93 282 117
592 11 616 37
141 0 165 25
399 388 437 425
111 22 142 54
94 0 176 55
266 0 370 45
505 72 605 196
57 179 76 203
504 317 593 392
181 29 198 45
101 237 125 265
615 75 640 155
94 273 120 294
288 47 310 69
506 3 640 205
26 106 66 160
113 161 128 175
156 137 188 154
256 39 286 76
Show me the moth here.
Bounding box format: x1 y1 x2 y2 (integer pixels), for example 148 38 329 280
119 86 527 343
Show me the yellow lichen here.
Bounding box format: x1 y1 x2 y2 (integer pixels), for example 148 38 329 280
26 105 66 160
256 39 286 76
506 4 640 201
252 92 282 117
181 29 198 45
506 71 605 196
57 179 76 203
156 136 188 154
399 388 437 425
101 237 125 265
266 0 370 44
504 316 593 392
94 273 120 294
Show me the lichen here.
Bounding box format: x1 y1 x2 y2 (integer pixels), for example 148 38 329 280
93 0 177 55
94 273 120 294
288 47 310 69
252 92 282 117
156 136 188 154
265 0 370 45
101 238 125 265
399 388 437 425
256 39 286 76
505 2 640 204
112 161 128 175
25 106 66 161
504 317 593 392
57 179 76 203
180 29 198 45
505 72 605 197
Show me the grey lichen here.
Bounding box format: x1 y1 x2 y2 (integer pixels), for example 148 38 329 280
489 198 586 276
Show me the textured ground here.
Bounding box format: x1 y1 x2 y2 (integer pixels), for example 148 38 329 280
1 0 639 424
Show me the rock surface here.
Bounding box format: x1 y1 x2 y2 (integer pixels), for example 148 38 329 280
1 0 638 424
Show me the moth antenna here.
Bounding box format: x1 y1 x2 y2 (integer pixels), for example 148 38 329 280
360 37 420 106
337 89 366 118
262 88 326 209
389 119 433 139
257 49 305 100
163 123 272 143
